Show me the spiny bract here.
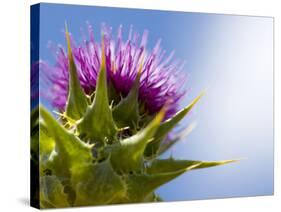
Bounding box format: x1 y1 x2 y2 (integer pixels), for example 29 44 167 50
33 24 235 208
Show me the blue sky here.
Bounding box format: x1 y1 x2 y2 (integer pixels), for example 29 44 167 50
37 3 274 201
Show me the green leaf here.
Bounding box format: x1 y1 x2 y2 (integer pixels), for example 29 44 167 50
110 108 166 173
65 23 88 120
77 37 118 143
192 160 237 169
145 92 204 157
124 163 201 202
71 158 126 206
112 65 142 129
39 123 55 174
123 158 236 202
39 106 92 180
146 158 237 175
40 176 69 208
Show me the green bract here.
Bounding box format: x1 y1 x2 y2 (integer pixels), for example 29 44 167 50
33 26 236 208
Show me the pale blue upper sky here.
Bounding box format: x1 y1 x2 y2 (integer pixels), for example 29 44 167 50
37 3 274 201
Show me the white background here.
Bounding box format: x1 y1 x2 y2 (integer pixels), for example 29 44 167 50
0 0 279 211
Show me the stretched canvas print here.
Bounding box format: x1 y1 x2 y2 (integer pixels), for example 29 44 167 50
30 3 274 209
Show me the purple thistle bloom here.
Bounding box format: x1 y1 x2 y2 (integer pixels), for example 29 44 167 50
43 24 187 119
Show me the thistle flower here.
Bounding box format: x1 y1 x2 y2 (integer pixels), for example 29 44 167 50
33 23 236 208
44 24 186 119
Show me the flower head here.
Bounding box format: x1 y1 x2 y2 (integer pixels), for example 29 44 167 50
43 24 186 119
35 23 235 209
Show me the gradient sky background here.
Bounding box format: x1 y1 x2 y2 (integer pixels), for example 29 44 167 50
37 3 274 201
